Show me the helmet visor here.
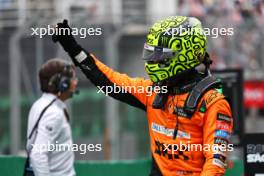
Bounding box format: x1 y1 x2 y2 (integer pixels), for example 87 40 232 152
142 43 176 63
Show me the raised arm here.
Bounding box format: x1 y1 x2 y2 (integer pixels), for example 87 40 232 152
52 20 152 111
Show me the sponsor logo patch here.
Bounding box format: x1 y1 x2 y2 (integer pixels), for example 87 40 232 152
213 149 227 157
151 122 190 139
214 138 229 145
154 140 190 160
216 121 231 131
206 91 219 105
215 130 231 139
213 154 226 162
174 107 192 118
213 158 226 168
217 113 231 123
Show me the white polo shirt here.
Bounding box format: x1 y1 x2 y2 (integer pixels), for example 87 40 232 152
26 93 75 176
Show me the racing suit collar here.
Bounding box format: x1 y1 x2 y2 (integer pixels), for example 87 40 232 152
167 69 203 94
168 81 197 94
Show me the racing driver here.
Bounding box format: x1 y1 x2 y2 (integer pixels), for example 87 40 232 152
52 16 233 176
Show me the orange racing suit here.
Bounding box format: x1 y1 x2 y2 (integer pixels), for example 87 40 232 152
76 53 233 176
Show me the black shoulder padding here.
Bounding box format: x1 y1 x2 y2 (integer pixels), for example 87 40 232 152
184 76 222 115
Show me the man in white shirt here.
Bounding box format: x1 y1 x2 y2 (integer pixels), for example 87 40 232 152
26 58 78 176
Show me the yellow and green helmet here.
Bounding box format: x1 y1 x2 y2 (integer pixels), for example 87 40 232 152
143 16 207 83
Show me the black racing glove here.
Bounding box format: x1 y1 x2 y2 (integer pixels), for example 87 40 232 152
52 20 82 61
53 19 95 67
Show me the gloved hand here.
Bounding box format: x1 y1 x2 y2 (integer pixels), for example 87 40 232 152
52 19 82 58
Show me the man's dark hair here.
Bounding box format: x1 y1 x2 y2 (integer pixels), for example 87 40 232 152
39 58 74 93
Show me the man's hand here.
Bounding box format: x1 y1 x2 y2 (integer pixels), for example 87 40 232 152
52 19 82 57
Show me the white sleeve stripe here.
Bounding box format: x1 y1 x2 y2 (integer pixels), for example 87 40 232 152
75 51 87 63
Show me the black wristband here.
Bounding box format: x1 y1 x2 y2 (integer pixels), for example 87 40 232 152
67 44 83 58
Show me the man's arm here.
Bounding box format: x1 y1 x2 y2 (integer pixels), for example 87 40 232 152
30 111 63 176
53 20 151 111
201 98 233 176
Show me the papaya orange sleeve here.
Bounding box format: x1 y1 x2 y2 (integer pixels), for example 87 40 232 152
78 53 152 110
